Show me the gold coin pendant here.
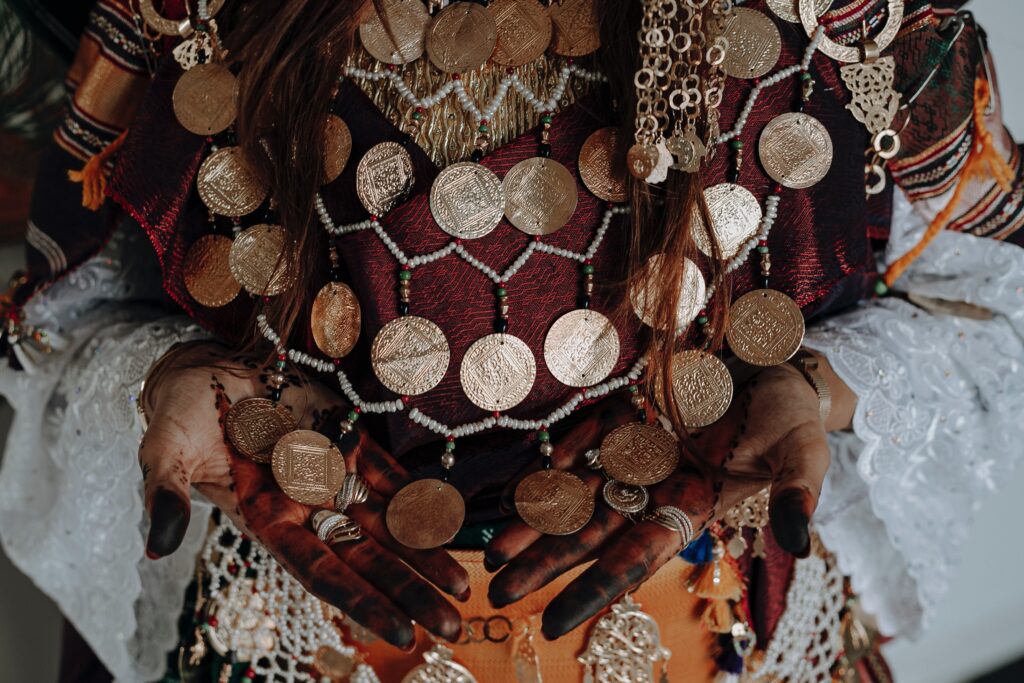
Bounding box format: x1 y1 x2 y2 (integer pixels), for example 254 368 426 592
460 333 537 411
322 114 353 185
225 397 298 464
490 0 553 67
271 430 346 505
630 254 706 330
758 112 834 189
356 141 416 217
426 2 497 73
626 143 659 180
182 234 240 308
550 0 601 57
311 282 362 359
599 423 679 487
229 224 294 296
515 469 595 535
430 162 506 239
578 127 628 202
662 350 734 429
726 288 806 366
502 157 578 236
543 309 620 387
386 479 466 549
721 8 782 80
371 316 450 395
172 62 237 136
197 147 268 217
358 0 431 65
691 183 763 260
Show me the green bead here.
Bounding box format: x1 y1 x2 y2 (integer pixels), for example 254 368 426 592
412 111 423 120
275 360 286 370
538 430 550 442
629 385 639 394
496 287 507 297
582 264 595 275
697 315 709 325
446 441 456 451
729 139 744 150
874 279 889 296
541 115 553 124
398 269 412 281
756 245 769 254
479 124 490 133
242 678 253 683
347 410 359 422
800 72 812 81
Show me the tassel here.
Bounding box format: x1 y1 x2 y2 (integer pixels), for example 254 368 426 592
702 599 735 634
681 528 715 564
67 130 128 210
688 553 743 601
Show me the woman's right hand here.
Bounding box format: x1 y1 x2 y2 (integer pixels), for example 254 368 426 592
138 341 468 650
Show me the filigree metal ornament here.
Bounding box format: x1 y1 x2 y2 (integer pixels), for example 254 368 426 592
402 643 478 683
840 56 901 137
578 593 671 683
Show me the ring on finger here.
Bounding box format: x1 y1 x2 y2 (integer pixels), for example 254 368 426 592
334 473 370 512
645 505 694 548
311 510 364 544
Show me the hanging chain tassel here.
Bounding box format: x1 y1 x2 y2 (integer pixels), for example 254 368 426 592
689 539 744 634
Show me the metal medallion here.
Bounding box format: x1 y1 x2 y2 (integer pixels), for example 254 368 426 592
271 430 346 506
371 316 450 395
225 397 298 464
767 0 830 24
502 157 578 235
515 469 595 535
578 127 628 202
426 2 497 73
182 234 240 308
726 288 806 366
204 579 277 660
359 0 431 65
403 644 478 683
322 114 352 185
490 0 553 67
356 141 415 217
386 479 466 549
197 147 268 217
550 0 601 57
599 423 679 487
229 224 294 296
667 129 707 173
799 0 903 63
602 479 650 515
311 282 361 358
430 162 505 239
692 183 763 260
460 333 537 411
629 254 706 331
543 309 620 387
758 112 834 189
626 143 659 180
172 62 237 136
657 350 734 429
721 8 782 80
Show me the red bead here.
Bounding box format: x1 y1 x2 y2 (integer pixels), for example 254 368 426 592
208 616 218 627
541 423 549 430
480 118 489 125
354 406 362 414
261 296 270 304
453 73 462 80
606 201 615 209
333 358 341 366
772 184 783 194
455 238 463 245
246 669 256 679
698 309 707 316
386 64 396 72
447 435 455 442
402 395 411 403
758 239 768 246
492 411 501 418
370 214 379 222
415 106 425 113
584 258 592 265
567 58 575 65
277 354 286 361
205 136 213 143
506 67 515 75
533 234 542 242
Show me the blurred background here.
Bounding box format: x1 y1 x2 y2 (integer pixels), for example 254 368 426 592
1 1 1023 681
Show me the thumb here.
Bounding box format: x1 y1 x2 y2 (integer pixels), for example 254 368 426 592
139 415 195 559
768 421 830 559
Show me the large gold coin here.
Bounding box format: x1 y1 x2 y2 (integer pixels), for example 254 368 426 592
599 423 679 487
271 430 346 505
726 288 805 366
550 0 601 57
657 350 734 429
182 234 240 308
386 479 465 549
172 62 237 136
543 309 619 387
430 162 505 239
322 114 352 185
491 0 553 67
356 141 415 217
578 127 628 203
460 333 536 411
721 8 782 80
629 254 706 330
502 157 578 235
692 183 763 260
426 2 497 73
225 397 298 464
767 0 830 24
197 147 267 217
358 0 431 65
758 112 833 190
371 316 450 395
229 224 294 296
515 469 595 535
311 282 361 358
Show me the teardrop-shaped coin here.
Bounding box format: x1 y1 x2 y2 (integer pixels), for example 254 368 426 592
310 282 361 358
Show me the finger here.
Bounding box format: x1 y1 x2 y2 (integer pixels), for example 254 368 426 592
352 434 412 497
139 414 196 559
768 421 830 558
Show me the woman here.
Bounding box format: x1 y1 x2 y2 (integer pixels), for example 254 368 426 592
1 0 1021 681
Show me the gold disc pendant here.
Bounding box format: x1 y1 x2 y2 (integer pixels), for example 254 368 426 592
691 183 763 260
598 423 679 487
579 127 628 203
182 234 240 308
550 0 601 57
721 8 782 80
358 0 431 65
386 479 466 549
322 114 353 185
196 147 268 218
515 469 595 535
656 350 734 429
271 430 346 505
310 282 362 359
371 316 450 396
425 2 497 73
225 397 298 464
430 162 506 239
490 0 553 67
758 112 833 189
356 141 415 217
228 224 294 296
543 309 620 388
630 254 706 330
460 333 537 411
726 288 805 366
502 157 578 236
172 62 237 136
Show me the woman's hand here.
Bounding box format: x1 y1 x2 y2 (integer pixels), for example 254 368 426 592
138 342 469 650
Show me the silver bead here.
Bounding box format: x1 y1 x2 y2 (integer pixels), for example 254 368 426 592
539 442 554 456
339 420 353 433
441 452 456 468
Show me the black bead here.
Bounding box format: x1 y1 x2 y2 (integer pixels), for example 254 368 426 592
337 430 359 451
330 268 342 282
637 409 648 423
270 389 282 403
400 133 413 147
542 455 553 470
795 100 806 113
440 468 450 482
470 149 484 163
538 143 552 158
728 169 740 183
496 318 509 333
580 296 591 310
398 302 410 316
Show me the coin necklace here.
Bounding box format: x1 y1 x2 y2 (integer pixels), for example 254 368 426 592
514 425 595 536
225 354 298 464
170 10 237 137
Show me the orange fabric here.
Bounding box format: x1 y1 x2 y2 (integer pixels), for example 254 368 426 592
68 130 128 210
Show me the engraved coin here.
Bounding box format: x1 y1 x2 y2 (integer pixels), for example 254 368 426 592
758 112 833 189
197 147 268 217
550 0 601 57
629 254 706 330
225 397 298 464
359 0 431 64
767 0 830 24
271 430 346 506
721 8 782 80
602 479 650 515
502 157 577 235
579 127 628 202
726 288 806 366
430 162 506 239
599 423 679 487
692 183 763 260
460 333 536 411
172 62 237 136
356 141 415 217
386 479 466 549
656 350 734 429
490 0 553 67
311 282 361 358
544 309 619 387
371 316 450 395
626 143 659 180
426 2 497 73
314 647 355 680
515 469 595 535
182 234 240 308
229 224 294 296
322 114 352 185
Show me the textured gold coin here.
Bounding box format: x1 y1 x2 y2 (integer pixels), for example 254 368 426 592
602 479 650 515
460 333 536 411
578 127 628 202
630 254 706 330
197 147 267 217
430 162 506 239
502 157 578 235
758 112 834 189
172 62 237 136
358 0 431 64
726 288 806 366
229 224 294 296
657 350 734 429
543 309 619 387
426 2 497 73
311 282 361 358
721 8 782 80
386 479 466 549
371 316 450 395
271 430 346 505
225 398 299 464
692 183 763 260
599 423 679 487
322 114 352 185
515 469 595 535
550 0 601 57
767 0 830 23
356 141 415 217
182 234 240 308
626 143 659 180
491 0 553 67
